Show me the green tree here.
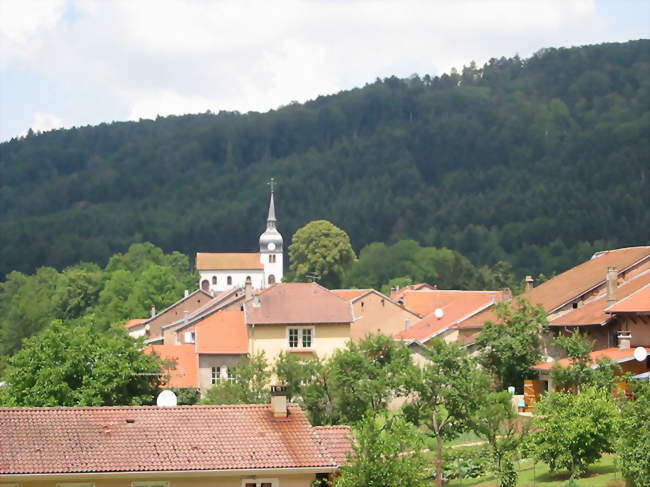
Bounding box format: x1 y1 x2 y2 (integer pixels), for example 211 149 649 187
550 330 621 392
617 382 650 487
0 320 165 407
530 387 618 478
329 334 415 423
403 339 491 487
201 353 271 405
475 297 548 391
288 219 356 288
336 413 429 487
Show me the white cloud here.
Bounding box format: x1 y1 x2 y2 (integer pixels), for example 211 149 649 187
22 112 67 135
1 0 645 139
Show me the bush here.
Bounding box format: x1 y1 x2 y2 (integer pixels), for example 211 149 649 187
442 447 491 480
617 383 650 487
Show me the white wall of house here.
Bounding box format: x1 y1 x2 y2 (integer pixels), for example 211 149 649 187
199 269 265 293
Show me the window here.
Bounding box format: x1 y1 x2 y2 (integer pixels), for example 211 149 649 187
227 276 232 285
245 275 252 285
184 331 195 344
242 480 277 487
132 483 170 487
212 276 217 285
288 327 314 349
269 254 276 263
268 274 276 284
211 366 220 384
201 279 209 291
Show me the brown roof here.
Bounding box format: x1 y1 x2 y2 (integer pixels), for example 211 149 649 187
606 284 650 313
245 283 353 325
331 289 373 301
195 309 249 354
398 290 501 317
533 346 650 371
551 272 650 326
196 252 263 270
144 344 198 388
0 404 338 475
390 283 436 301
313 425 354 466
123 318 147 329
395 291 503 342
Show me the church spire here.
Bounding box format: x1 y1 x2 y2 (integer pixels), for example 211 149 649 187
267 178 276 229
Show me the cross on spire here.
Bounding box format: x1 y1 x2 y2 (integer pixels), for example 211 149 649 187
268 177 276 193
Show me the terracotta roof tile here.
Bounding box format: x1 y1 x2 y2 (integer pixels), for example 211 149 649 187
196 253 264 270
123 318 147 329
533 346 650 371
313 426 354 466
144 344 198 388
606 284 650 313
331 289 373 301
245 283 353 325
0 404 337 474
551 272 650 326
390 283 436 301
195 309 249 354
396 291 503 342
398 290 503 318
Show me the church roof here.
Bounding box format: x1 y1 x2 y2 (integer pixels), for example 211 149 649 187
196 252 263 271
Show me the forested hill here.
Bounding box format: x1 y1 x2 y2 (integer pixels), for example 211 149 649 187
1 40 649 279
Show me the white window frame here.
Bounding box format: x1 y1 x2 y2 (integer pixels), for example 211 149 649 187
184 331 195 344
241 479 278 487
287 326 315 350
132 482 170 487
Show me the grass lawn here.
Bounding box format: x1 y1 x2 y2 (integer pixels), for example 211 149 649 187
445 455 622 487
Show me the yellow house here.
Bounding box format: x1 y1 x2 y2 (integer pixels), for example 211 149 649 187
245 283 354 363
0 391 352 487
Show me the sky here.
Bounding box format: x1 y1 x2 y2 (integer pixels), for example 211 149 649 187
0 0 648 142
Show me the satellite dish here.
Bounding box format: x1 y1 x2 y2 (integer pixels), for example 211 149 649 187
633 346 648 362
156 389 177 407
434 308 444 319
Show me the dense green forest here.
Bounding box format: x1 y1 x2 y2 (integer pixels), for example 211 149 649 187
1 40 649 279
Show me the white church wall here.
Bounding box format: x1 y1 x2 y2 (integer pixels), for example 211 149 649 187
200 269 265 293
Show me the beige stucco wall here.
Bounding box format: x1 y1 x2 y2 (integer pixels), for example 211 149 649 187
198 354 246 393
350 293 420 342
250 323 350 363
2 472 322 487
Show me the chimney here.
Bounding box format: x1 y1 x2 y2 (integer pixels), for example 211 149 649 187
150 305 156 318
245 281 253 301
617 330 631 350
184 289 189 298
607 267 617 303
525 275 534 292
252 295 261 308
270 385 288 418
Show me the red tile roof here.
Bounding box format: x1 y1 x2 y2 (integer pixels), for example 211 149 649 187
398 290 503 319
331 289 373 301
123 318 147 329
144 344 198 388
606 284 650 313
390 283 436 301
313 425 354 466
551 272 650 326
196 252 264 270
0 404 339 474
195 309 249 354
245 283 353 325
533 346 650 371
396 291 503 342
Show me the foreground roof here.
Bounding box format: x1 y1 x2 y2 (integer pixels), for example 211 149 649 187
313 426 354 466
245 283 353 325
532 346 650 371
0 404 338 475
606 283 650 313
196 252 264 271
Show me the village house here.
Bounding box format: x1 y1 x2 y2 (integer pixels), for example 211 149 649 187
0 388 353 487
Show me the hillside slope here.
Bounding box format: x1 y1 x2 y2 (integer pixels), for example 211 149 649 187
1 40 648 278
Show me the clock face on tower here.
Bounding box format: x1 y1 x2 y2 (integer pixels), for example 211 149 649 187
267 242 276 251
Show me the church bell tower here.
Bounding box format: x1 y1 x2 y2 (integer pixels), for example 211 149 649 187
259 179 283 286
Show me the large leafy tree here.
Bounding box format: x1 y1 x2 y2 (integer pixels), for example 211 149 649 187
336 413 429 487
288 219 356 288
618 383 650 487
475 297 548 391
403 339 491 487
201 353 271 405
0 320 165 407
529 387 618 478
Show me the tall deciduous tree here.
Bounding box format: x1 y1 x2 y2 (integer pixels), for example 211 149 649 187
288 220 356 288
403 339 491 487
0 320 165 407
201 353 271 405
618 383 650 487
475 297 547 391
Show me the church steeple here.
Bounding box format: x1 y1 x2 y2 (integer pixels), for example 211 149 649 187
266 179 277 229
259 178 283 253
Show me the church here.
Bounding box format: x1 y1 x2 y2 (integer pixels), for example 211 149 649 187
196 183 283 293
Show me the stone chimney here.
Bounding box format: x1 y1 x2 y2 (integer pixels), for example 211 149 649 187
524 275 534 292
607 267 618 304
270 385 288 418
150 305 156 318
184 289 189 298
617 330 631 350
